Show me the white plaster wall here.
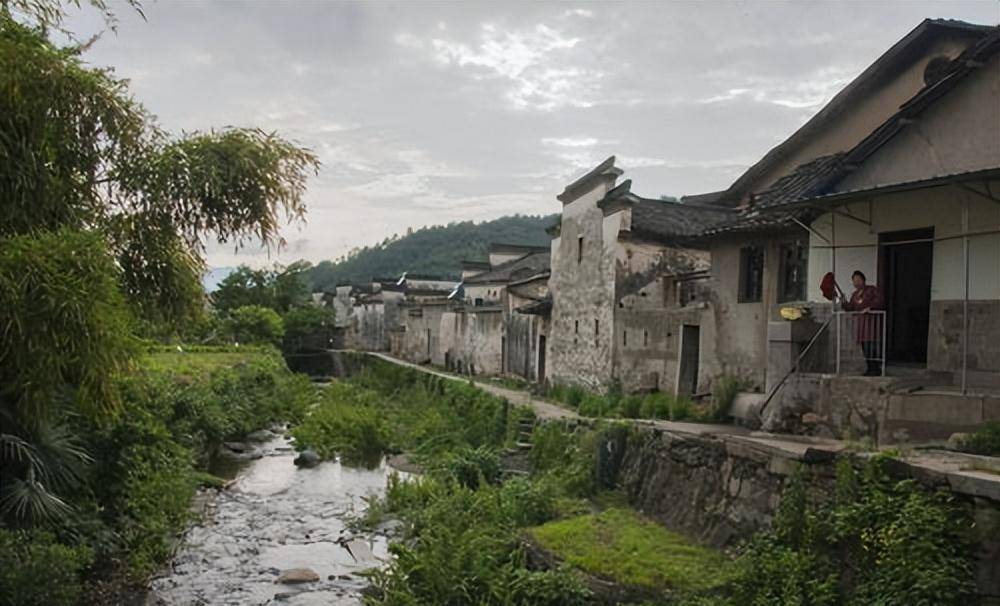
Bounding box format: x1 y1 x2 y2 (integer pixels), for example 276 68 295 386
749 34 977 195
840 53 1000 190
806 186 1000 302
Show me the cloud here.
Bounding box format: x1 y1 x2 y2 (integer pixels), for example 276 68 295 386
541 137 601 147
57 0 999 268
419 22 601 110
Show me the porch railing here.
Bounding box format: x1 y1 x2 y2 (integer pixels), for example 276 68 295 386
834 310 887 377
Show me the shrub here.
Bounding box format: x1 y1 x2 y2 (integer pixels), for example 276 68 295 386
509 567 592 606
708 375 746 423
225 304 284 346
499 476 558 527
961 421 1000 456
76 348 311 579
282 305 336 353
441 445 502 489
619 394 643 418
640 392 670 419
578 393 610 417
290 383 390 465
728 459 976 606
0 529 93 606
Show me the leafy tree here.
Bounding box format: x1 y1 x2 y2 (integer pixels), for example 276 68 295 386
282 305 336 353
212 261 311 314
0 14 318 523
226 305 285 347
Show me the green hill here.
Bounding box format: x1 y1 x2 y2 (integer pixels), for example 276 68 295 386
306 214 557 291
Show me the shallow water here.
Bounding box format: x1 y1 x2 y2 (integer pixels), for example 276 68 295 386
147 437 398 606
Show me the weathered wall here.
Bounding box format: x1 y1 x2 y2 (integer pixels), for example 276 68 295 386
397 303 448 365
613 424 1000 600
927 300 1000 382
548 185 621 390
441 308 504 375
612 241 712 394
707 235 790 390
350 302 385 351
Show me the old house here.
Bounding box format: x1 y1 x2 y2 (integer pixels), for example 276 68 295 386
683 19 999 442
547 157 733 393
442 244 550 376
392 274 458 364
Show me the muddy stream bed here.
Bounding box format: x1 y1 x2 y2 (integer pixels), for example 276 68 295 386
146 435 401 606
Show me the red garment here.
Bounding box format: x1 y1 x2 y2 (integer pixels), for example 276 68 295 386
843 284 885 343
820 272 837 300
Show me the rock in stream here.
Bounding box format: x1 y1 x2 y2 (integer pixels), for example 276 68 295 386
146 437 399 606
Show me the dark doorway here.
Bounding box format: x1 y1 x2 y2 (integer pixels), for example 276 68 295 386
879 228 933 365
678 325 700 396
426 328 432 359
537 335 547 383
501 336 507 374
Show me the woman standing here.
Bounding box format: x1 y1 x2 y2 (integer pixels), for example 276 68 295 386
842 270 885 376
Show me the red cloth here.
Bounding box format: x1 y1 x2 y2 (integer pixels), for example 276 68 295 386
843 284 885 343
820 272 837 300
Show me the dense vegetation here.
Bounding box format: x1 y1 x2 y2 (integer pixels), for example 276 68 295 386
542 375 745 423
196 263 336 353
304 214 557 290
0 4 319 603
298 357 979 606
0 348 314 605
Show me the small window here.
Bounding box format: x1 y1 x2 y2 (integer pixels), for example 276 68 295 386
574 320 579 334
577 236 584 263
778 239 808 303
643 330 649 347
594 319 599 344
623 330 628 346
738 245 764 303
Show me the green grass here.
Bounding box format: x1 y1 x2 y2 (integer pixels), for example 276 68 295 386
528 508 732 593
143 350 262 374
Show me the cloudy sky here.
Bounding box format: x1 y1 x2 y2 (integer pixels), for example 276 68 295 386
64 0 998 267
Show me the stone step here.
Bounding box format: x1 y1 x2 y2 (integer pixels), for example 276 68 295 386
515 441 533 451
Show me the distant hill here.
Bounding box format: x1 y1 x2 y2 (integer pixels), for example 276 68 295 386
306 214 557 292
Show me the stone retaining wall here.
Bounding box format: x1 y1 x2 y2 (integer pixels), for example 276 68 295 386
611 424 1000 601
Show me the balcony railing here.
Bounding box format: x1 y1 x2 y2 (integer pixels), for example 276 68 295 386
834 310 887 377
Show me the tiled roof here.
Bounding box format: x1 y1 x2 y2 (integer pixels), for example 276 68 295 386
631 198 736 240
749 153 846 209
600 180 734 242
515 296 552 316
464 251 550 285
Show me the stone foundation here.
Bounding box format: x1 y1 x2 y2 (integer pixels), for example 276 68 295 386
610 424 1000 600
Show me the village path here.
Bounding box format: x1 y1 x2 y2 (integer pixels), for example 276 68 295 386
364 351 577 421
354 351 1000 504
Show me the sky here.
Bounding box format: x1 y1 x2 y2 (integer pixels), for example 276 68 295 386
63 0 999 268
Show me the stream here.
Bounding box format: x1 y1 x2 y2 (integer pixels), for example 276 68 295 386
146 435 400 606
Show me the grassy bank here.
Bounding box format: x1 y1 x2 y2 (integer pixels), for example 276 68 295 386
296 357 979 606
0 346 314 606
528 508 733 595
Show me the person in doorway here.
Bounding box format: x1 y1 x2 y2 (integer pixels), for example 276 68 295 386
842 270 885 376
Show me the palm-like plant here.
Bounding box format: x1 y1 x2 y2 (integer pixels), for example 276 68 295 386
0 408 91 523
